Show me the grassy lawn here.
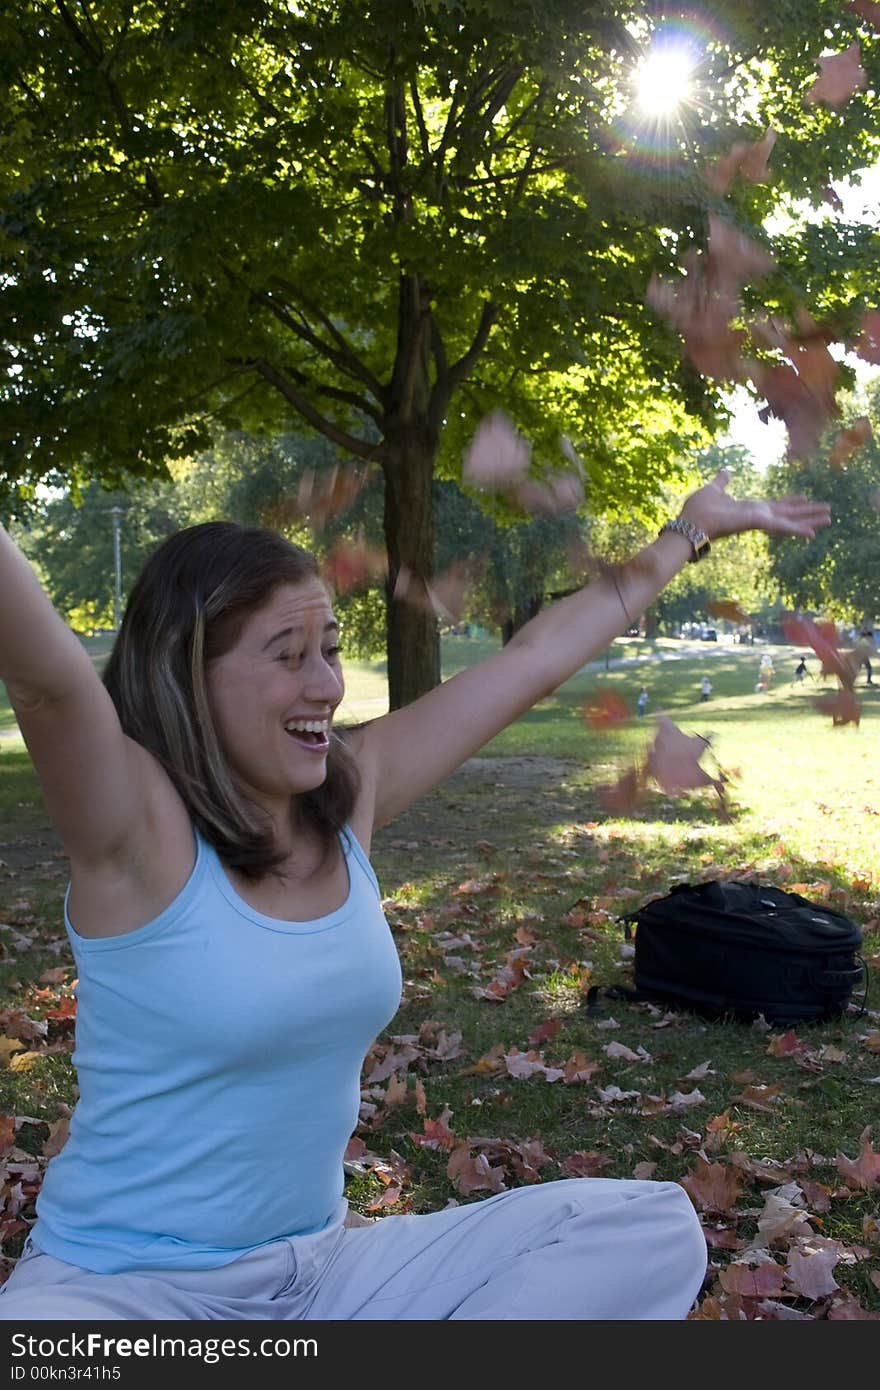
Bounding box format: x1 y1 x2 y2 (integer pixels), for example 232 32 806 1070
1 634 878 1317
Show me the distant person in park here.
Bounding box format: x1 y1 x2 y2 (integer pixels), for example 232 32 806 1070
756 652 774 694
794 656 808 683
857 625 875 686
700 675 712 702
0 450 829 1322
637 685 648 717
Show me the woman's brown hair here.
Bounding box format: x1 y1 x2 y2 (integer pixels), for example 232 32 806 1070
102 521 359 879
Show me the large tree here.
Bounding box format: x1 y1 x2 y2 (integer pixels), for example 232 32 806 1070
2 2 879 704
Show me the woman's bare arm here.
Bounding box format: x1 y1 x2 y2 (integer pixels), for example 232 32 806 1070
353 467 831 830
0 526 167 864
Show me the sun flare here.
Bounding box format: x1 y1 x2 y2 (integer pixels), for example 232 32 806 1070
635 48 694 116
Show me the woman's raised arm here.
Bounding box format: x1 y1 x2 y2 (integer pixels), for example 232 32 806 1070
353 466 831 831
0 525 163 865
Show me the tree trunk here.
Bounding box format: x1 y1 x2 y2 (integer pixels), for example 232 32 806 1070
382 432 440 709
501 592 543 645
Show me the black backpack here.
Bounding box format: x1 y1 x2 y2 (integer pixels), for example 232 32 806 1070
613 880 867 1025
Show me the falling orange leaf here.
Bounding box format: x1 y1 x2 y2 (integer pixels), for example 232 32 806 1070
647 716 723 796
322 537 387 593
581 689 630 729
849 308 880 366
705 128 777 194
806 43 868 106
462 410 531 490
812 687 861 727
707 599 752 625
829 417 872 469
848 0 880 29
598 763 648 814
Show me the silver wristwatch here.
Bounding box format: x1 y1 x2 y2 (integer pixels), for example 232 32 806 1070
658 517 711 562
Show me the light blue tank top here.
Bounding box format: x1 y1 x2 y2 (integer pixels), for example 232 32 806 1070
32 826 402 1273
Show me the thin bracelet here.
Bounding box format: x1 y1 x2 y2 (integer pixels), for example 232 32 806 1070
610 570 632 627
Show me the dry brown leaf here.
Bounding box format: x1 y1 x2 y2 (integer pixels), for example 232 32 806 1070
647 716 722 796
680 1156 744 1213
784 1241 840 1299
849 0 880 26
806 43 868 106
462 411 531 490
581 689 630 729
836 1128 880 1190
42 1117 70 1158
849 308 880 366
558 1150 613 1178
719 1260 785 1298
829 417 872 469
735 1081 785 1112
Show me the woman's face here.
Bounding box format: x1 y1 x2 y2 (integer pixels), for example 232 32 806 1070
206 579 345 816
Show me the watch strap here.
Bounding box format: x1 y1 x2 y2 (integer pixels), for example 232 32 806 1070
658 517 711 562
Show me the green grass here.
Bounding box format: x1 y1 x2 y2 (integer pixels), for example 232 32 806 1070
1 635 878 1315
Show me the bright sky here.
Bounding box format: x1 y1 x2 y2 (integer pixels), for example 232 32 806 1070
720 162 880 468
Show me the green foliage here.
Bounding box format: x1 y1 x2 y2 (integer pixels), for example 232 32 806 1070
766 383 880 621
2 1 878 501
3 1 879 701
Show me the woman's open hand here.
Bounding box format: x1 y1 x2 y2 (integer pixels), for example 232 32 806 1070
679 468 831 542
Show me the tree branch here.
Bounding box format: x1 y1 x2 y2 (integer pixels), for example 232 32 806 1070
55 0 163 207
246 282 385 404
448 301 499 389
409 77 431 162
251 360 385 463
271 280 386 401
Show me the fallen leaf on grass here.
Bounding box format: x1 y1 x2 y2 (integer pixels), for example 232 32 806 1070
735 1081 785 1112
503 1049 564 1082
563 1050 601 1084
42 1118 69 1158
0 1038 24 1066
767 1030 812 1057
365 1184 403 1211
754 1188 814 1244
784 1241 840 1299
682 1061 715 1080
408 1107 456 1152
836 1128 880 1190
719 1260 785 1298
559 1151 614 1178
458 1043 506 1077
447 1143 507 1196
680 1156 744 1213
7 1052 41 1072
603 1041 653 1063
703 1226 744 1251
826 1293 880 1319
